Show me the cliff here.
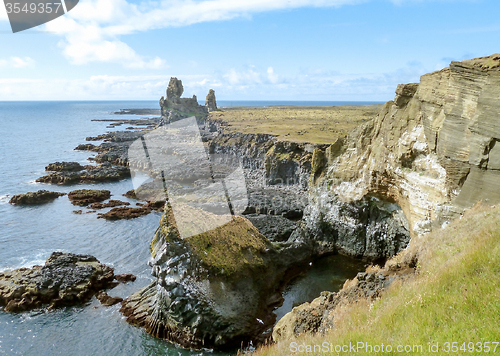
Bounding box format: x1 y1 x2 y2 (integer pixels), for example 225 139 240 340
307 53 500 240
121 55 500 350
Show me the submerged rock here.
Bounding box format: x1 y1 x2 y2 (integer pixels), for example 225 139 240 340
89 200 130 209
68 189 111 206
96 291 123 307
0 252 116 312
9 190 66 205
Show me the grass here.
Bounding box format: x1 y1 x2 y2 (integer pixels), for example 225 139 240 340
209 105 382 144
185 216 271 277
252 203 500 355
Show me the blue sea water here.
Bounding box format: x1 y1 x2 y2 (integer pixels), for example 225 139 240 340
0 101 369 356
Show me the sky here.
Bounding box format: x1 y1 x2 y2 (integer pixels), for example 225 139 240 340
0 0 499 101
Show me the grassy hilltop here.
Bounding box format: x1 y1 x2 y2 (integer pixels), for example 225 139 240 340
210 105 382 144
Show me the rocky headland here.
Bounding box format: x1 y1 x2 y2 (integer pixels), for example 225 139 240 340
119 54 500 351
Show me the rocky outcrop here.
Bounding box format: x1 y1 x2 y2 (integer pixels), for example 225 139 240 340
205 89 217 112
120 204 314 350
9 190 66 205
37 163 130 184
160 78 207 123
306 54 500 239
0 252 117 312
68 189 111 206
272 268 411 342
89 200 130 209
45 161 84 172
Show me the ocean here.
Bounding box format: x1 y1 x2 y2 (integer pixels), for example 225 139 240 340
0 101 370 356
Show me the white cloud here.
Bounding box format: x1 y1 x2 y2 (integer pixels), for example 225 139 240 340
267 67 279 84
0 57 35 68
42 0 367 68
0 3 7 21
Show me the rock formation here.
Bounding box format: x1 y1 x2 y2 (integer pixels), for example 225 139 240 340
120 204 314 350
68 189 111 206
9 190 66 205
159 77 208 123
306 53 500 240
0 252 117 312
205 89 217 112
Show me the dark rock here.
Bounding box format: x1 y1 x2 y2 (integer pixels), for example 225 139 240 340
73 210 83 214
120 204 314 350
75 143 100 152
246 214 297 242
96 291 123 306
89 200 130 209
45 162 84 172
115 274 136 283
9 190 66 205
123 190 137 199
0 252 116 312
97 206 152 220
36 165 130 185
68 189 111 206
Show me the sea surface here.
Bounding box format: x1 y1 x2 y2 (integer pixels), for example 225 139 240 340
0 101 369 356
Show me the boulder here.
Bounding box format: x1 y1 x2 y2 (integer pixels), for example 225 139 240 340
68 189 111 206
45 162 84 172
9 190 66 205
0 252 116 312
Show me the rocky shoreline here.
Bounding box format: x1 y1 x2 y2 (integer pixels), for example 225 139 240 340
7 54 499 353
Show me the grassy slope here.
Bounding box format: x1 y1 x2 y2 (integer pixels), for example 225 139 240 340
253 204 500 355
210 105 382 144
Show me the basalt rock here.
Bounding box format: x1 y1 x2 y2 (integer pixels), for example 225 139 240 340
36 164 130 184
160 78 208 123
205 89 217 112
45 162 84 172
120 204 314 350
96 291 123 307
0 252 116 312
68 189 111 206
9 190 66 205
89 200 130 209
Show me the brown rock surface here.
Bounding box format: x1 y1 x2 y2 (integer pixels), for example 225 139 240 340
9 190 66 205
68 189 111 206
0 252 116 312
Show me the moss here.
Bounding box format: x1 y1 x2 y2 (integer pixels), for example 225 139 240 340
185 216 271 277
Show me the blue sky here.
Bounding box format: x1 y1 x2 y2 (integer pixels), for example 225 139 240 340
0 0 498 101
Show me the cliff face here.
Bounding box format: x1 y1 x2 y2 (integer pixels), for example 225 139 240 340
308 54 500 239
122 56 500 350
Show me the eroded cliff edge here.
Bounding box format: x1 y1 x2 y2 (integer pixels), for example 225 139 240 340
121 54 500 350
306 54 500 241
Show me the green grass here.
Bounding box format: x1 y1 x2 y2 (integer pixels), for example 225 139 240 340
210 105 382 144
253 203 500 355
186 216 271 276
